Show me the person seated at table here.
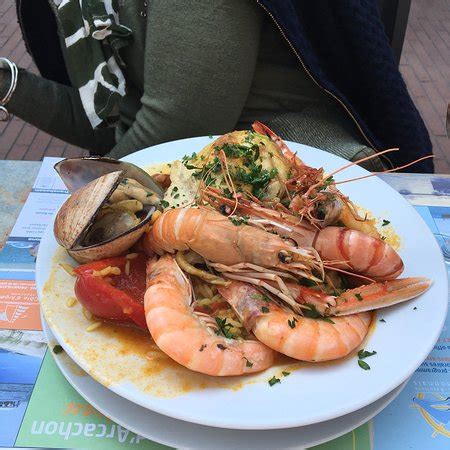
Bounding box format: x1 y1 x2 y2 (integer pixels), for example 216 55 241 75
0 0 433 173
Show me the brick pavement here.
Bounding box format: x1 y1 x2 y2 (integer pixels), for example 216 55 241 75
0 0 449 172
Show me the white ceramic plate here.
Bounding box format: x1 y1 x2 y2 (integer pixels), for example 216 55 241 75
36 137 448 430
42 314 407 449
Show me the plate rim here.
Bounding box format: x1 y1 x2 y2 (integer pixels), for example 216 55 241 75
42 312 408 449
36 136 449 430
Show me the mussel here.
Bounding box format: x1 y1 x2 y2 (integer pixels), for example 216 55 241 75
54 170 158 263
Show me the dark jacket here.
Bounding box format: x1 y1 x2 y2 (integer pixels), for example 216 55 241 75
17 0 433 172
257 0 433 172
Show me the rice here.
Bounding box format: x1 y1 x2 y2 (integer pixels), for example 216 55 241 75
66 297 77 307
85 322 103 332
82 308 93 321
59 263 75 276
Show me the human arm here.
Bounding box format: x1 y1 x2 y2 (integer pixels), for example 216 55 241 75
0 67 115 154
108 0 263 159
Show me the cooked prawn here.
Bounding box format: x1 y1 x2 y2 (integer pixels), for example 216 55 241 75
202 191 404 280
287 277 432 316
147 207 322 280
220 281 372 362
144 255 275 376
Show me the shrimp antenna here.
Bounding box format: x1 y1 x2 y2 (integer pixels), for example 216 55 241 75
334 154 434 186
325 148 400 179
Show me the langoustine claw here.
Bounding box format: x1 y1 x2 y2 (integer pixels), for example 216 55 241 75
288 277 432 316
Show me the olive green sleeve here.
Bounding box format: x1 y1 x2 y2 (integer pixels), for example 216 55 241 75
0 68 115 154
108 0 263 159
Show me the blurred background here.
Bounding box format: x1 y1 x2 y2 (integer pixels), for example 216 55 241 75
0 0 448 172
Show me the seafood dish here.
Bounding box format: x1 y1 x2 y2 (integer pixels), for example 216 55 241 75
50 122 431 378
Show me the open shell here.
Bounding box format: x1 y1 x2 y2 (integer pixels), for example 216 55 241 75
54 171 155 263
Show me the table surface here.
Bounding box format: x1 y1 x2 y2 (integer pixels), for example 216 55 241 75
0 159 449 450
1 161 448 249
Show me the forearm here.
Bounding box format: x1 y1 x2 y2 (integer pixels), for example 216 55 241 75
0 68 115 153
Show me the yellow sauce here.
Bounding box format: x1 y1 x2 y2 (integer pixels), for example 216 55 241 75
42 248 303 397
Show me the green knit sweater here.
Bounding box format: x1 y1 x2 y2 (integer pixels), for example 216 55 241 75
0 0 383 171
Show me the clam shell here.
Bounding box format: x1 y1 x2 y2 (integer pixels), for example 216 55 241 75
68 223 151 263
54 171 154 263
54 156 164 198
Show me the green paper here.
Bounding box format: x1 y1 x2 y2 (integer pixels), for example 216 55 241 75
309 423 372 450
15 352 170 449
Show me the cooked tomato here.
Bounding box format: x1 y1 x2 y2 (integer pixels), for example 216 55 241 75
73 254 147 329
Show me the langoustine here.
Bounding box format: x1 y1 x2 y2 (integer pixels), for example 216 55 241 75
148 207 322 283
202 191 404 281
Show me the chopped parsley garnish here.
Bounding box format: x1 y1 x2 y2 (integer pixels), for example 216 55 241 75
282 371 290 377
381 219 391 227
160 200 169 208
220 143 256 159
252 293 270 302
244 357 253 368
379 318 386 323
229 215 249 226
268 376 281 387
222 188 233 199
317 176 335 192
357 349 377 360
235 165 278 200
302 303 334 323
355 293 364 302
288 317 298 329
146 192 154 197
184 164 198 170
358 360 371 370
173 193 180 199
53 345 64 354
299 278 317 288
261 306 269 313
172 186 178 192
182 151 197 162
215 317 236 339
357 348 376 370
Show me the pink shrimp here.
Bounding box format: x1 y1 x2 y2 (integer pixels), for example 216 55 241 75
220 281 372 362
144 255 275 376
